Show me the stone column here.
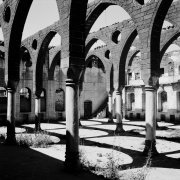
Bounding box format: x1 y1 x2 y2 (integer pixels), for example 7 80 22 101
35 96 41 131
78 86 82 126
143 86 158 156
154 90 159 128
115 90 125 133
5 88 16 144
65 79 80 171
108 93 113 123
122 87 126 119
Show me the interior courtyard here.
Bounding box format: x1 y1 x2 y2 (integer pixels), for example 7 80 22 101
0 0 180 179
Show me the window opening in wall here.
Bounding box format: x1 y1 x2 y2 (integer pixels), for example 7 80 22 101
127 93 135 111
32 39 37 50
105 50 111 59
159 91 167 112
55 89 65 112
170 115 175 123
168 62 174 76
20 88 31 113
161 114 166 121
84 100 92 119
112 30 121 44
131 93 135 111
130 113 133 119
160 68 164 77
128 72 132 81
135 72 140 80
0 87 7 114
40 89 46 112
136 113 140 120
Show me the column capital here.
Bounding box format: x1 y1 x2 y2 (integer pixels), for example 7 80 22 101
115 90 122 95
7 87 16 93
66 78 78 86
144 85 155 92
116 85 124 92
6 80 18 91
34 95 40 99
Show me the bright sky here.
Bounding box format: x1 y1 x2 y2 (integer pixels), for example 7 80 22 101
22 0 59 40
0 0 130 45
0 0 177 48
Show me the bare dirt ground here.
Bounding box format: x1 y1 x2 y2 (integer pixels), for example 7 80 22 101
0 118 180 180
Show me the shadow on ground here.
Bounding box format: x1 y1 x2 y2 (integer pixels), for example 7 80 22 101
1 118 180 179
0 143 103 180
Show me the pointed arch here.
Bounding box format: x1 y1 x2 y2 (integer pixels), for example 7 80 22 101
150 0 173 74
49 50 61 80
128 50 140 67
35 31 59 94
160 32 180 61
86 1 133 39
6 0 33 85
118 29 138 87
85 38 98 57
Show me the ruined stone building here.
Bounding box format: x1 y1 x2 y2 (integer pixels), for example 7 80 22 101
0 0 179 170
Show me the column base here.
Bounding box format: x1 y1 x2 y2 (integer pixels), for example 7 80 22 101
4 137 17 146
79 120 82 127
6 121 16 145
107 113 113 123
35 124 42 132
35 115 41 132
64 151 81 172
108 118 113 123
115 123 125 134
143 140 159 157
156 121 159 129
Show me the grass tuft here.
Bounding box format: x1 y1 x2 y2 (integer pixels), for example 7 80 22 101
16 131 53 148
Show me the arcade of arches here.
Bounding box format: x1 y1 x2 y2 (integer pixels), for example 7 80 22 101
0 0 180 171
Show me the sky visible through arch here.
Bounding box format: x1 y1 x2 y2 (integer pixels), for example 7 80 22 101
0 0 130 46
0 0 176 51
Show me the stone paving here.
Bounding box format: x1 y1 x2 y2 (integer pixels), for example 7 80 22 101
0 118 180 179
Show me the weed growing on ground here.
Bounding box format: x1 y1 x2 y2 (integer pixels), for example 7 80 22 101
79 134 152 180
99 151 121 180
124 156 151 180
79 148 92 170
124 142 152 180
16 131 53 148
0 133 6 141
